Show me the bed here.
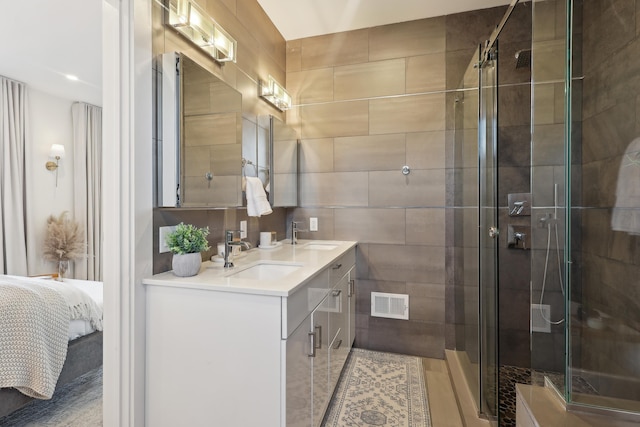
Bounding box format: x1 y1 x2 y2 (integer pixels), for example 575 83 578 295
0 275 103 418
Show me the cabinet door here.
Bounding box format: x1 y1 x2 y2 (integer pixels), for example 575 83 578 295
311 298 330 427
286 318 313 427
347 267 356 348
329 274 350 391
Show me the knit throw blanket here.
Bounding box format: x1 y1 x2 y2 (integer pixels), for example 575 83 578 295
0 276 80 399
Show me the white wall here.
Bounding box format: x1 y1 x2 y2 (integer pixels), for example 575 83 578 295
26 88 76 275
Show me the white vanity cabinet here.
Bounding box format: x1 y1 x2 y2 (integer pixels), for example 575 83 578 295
328 269 353 392
143 241 356 427
285 248 356 427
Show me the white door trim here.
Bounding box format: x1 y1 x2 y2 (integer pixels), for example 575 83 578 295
102 0 153 425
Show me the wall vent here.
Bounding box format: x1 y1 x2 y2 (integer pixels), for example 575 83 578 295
371 292 409 320
531 304 551 333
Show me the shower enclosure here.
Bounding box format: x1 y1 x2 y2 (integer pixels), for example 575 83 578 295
452 0 640 424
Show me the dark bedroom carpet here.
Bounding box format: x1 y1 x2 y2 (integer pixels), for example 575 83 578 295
0 367 102 427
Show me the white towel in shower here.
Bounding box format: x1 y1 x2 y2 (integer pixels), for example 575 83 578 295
612 137 640 235
245 176 272 217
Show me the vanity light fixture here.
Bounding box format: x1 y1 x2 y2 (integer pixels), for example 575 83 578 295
167 0 237 64
46 144 65 187
259 76 291 111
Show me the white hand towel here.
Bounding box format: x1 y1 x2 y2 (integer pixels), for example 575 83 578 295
245 176 272 217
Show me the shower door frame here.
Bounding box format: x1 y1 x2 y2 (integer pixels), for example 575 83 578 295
475 1 521 422
478 41 500 421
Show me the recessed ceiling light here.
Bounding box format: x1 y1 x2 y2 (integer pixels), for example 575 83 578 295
66 74 79 81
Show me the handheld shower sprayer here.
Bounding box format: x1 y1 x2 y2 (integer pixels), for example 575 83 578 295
538 183 565 326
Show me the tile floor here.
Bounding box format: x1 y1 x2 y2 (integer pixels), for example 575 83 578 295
422 358 464 427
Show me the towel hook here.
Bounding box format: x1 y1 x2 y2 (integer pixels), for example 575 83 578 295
402 165 411 175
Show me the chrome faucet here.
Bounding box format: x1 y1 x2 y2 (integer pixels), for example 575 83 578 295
291 221 307 245
224 230 251 268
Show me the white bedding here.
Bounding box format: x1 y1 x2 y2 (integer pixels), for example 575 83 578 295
63 279 103 340
0 275 104 399
27 276 103 340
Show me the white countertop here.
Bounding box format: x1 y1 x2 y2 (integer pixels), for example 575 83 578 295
143 239 357 297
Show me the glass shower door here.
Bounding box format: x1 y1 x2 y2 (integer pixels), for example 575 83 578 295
478 44 499 421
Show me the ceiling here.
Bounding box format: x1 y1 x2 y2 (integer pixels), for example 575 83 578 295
0 0 511 105
0 0 102 106
256 0 513 41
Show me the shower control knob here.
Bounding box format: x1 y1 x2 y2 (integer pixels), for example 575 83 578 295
488 226 499 238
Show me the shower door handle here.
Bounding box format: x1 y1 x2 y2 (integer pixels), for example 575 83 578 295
488 227 499 238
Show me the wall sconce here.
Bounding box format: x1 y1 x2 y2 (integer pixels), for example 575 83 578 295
259 76 292 111
45 144 65 187
167 0 237 64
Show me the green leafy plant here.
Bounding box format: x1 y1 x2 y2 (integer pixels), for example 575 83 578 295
166 223 210 255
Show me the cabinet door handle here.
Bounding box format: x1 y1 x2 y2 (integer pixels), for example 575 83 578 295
332 339 342 350
348 279 355 297
332 263 342 270
315 325 322 349
308 331 316 357
332 289 342 297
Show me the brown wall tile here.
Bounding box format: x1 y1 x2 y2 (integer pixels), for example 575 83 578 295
406 131 447 170
369 169 446 207
299 101 369 138
406 53 446 93
291 208 335 240
406 208 446 246
299 172 369 206
286 40 301 73
369 17 446 61
334 134 405 172
287 68 334 104
369 93 446 134
334 59 406 100
365 244 445 284
300 29 369 70
299 138 334 173
334 208 406 244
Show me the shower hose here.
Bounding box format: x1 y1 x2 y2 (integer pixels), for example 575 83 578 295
539 212 565 325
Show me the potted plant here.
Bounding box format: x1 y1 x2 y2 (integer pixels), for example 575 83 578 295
43 212 84 280
165 223 210 277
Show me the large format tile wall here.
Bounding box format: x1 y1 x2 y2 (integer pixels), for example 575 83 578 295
287 8 505 358
495 4 533 369
577 0 640 397
151 0 288 273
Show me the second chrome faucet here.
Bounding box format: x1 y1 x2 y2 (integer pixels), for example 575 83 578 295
291 221 308 245
224 230 251 268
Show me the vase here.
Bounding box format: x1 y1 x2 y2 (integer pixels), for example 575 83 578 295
172 252 202 277
58 260 69 281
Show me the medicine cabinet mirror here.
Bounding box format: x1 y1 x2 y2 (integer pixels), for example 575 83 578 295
242 115 298 208
264 115 298 207
158 52 243 207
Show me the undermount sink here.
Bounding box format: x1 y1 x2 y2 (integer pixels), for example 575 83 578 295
227 262 302 280
302 242 338 251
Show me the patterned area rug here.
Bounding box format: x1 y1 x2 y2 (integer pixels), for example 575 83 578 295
0 366 102 427
323 349 431 427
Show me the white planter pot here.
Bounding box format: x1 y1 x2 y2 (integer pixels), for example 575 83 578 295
172 252 202 277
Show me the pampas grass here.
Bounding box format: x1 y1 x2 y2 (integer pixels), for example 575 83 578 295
43 212 85 262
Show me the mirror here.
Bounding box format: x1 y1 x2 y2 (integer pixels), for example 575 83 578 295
159 52 243 207
264 115 298 207
241 115 298 208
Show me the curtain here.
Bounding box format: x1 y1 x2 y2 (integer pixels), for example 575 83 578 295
72 102 102 281
0 77 29 275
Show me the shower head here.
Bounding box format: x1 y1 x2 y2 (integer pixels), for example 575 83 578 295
515 49 531 69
